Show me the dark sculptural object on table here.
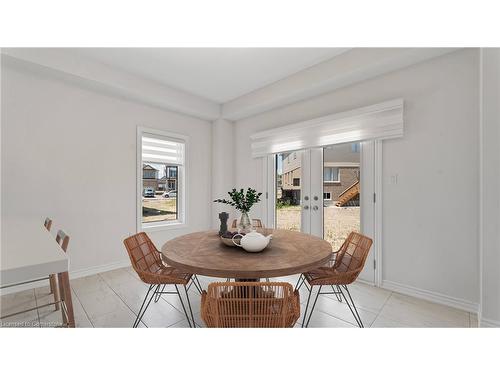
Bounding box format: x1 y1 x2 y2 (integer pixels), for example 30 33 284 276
218 212 229 235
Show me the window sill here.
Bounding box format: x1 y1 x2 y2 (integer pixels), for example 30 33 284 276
141 221 187 232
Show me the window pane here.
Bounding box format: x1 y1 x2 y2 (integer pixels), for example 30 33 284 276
324 142 360 250
332 167 339 181
324 167 332 181
324 167 339 181
142 163 178 224
276 151 302 232
141 132 184 226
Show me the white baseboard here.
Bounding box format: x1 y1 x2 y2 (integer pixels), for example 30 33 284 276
70 259 131 280
0 259 131 296
381 280 479 314
480 317 500 328
356 278 376 287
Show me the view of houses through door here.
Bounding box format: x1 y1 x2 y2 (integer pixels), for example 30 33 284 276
323 143 361 250
273 141 376 283
275 150 304 232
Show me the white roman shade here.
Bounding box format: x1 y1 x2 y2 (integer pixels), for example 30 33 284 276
142 133 185 165
250 99 404 157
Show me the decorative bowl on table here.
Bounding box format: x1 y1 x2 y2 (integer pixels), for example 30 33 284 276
219 230 272 253
220 231 243 247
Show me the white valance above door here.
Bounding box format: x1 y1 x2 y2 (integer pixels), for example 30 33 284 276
250 99 404 157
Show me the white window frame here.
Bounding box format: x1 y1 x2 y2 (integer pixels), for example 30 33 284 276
137 127 188 232
323 192 332 200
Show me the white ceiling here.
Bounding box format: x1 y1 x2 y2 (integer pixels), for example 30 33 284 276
71 48 348 103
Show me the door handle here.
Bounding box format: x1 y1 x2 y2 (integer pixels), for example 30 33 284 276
312 205 319 211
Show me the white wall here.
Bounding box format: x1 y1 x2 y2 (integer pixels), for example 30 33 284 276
2 49 220 121
480 48 500 326
234 49 479 307
1 62 212 274
211 118 236 228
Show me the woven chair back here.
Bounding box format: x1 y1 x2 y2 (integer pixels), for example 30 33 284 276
202 282 299 328
334 232 373 276
231 218 264 229
123 232 163 276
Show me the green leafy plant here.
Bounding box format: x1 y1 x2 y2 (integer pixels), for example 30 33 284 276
276 197 293 209
214 188 262 213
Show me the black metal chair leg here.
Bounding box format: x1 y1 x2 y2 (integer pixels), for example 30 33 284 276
133 284 155 327
192 275 203 294
338 285 363 328
342 285 364 327
332 285 342 302
174 284 193 328
305 285 323 328
154 284 166 302
184 285 196 328
301 285 314 327
134 284 159 328
295 274 304 291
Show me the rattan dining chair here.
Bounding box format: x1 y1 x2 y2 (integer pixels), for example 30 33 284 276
201 281 300 328
231 218 264 229
296 232 373 328
123 232 202 328
44 217 60 311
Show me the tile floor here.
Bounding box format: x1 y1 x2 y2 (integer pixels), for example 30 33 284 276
0 267 478 328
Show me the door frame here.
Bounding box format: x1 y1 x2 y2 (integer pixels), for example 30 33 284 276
262 140 383 287
373 140 383 286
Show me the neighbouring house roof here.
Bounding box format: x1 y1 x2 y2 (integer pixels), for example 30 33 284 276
143 164 158 171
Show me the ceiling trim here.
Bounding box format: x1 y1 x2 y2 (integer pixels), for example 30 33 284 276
2 48 462 123
223 48 460 121
1 48 221 121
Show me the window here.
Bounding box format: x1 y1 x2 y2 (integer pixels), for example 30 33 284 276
323 192 331 200
166 166 177 178
143 166 158 179
351 143 361 153
324 167 339 182
293 178 300 186
138 128 186 229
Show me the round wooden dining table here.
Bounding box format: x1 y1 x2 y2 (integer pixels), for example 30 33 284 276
161 229 332 279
